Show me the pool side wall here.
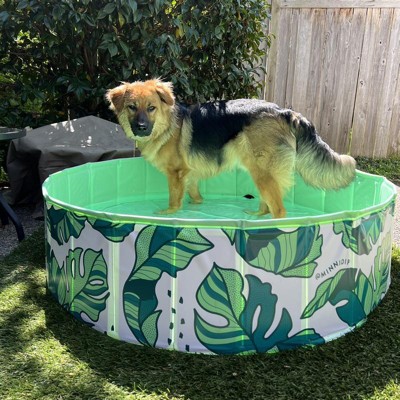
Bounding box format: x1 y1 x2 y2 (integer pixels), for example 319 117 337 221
44 199 395 354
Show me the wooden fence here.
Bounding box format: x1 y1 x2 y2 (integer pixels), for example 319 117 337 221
263 0 400 157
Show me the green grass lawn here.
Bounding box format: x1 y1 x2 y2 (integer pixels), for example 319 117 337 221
356 157 400 186
0 228 399 400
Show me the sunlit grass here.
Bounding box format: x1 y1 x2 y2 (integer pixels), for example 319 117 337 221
356 156 400 185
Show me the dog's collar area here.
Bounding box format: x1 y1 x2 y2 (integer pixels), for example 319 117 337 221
131 136 151 146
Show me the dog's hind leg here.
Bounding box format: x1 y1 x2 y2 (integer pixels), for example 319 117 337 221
246 200 270 216
241 146 295 218
247 172 286 218
187 178 203 204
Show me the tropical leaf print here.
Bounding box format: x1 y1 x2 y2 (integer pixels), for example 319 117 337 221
47 206 86 245
47 246 67 305
370 233 391 304
301 269 358 319
47 206 135 245
195 264 324 355
123 226 214 346
302 233 391 326
343 233 391 321
302 269 368 327
224 226 323 278
223 229 236 244
88 218 135 242
46 245 110 324
333 210 385 255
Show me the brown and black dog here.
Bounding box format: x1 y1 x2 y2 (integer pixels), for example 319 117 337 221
106 79 356 218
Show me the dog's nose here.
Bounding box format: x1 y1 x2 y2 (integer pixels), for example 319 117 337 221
136 121 147 130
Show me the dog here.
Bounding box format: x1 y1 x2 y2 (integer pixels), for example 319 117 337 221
106 79 356 218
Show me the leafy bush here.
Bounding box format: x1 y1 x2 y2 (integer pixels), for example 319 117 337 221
0 0 270 127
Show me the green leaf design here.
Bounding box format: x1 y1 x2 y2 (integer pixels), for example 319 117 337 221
278 328 325 351
46 244 67 305
47 206 86 245
333 233 391 326
46 245 109 324
354 273 374 316
195 265 250 353
333 211 385 255
88 218 135 242
47 207 135 244
356 232 391 315
225 226 322 277
334 292 367 327
301 269 357 319
65 248 110 323
390 202 395 216
123 226 214 346
195 264 324 354
370 233 391 305
223 229 236 245
303 233 391 327
302 267 367 326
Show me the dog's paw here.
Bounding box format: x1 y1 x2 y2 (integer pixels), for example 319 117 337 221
189 198 203 205
156 208 179 215
244 209 270 217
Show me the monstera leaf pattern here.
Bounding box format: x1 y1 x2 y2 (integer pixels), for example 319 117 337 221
369 233 392 305
44 193 394 354
123 226 214 346
224 226 323 277
302 233 392 327
301 269 359 320
194 264 324 354
47 245 110 324
343 232 392 323
333 210 386 255
47 206 86 245
87 218 135 242
47 206 135 244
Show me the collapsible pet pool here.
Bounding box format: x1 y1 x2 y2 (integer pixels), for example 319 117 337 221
43 157 397 354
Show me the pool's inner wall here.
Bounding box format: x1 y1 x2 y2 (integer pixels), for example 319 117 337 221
43 158 395 226
43 158 396 354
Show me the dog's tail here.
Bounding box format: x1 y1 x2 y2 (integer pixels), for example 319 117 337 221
284 111 356 190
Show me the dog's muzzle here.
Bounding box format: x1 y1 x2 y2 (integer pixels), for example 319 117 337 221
131 122 153 137
131 114 153 137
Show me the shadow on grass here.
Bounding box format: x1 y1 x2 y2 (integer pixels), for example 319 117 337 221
1 228 399 400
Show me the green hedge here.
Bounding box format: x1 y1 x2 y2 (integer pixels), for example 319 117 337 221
0 0 270 128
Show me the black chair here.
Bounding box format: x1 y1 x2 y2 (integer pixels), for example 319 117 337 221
0 128 26 241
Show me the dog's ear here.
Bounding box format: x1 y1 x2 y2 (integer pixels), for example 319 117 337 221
105 84 127 114
155 81 175 106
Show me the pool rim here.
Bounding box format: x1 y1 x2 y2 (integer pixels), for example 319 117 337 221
42 161 397 230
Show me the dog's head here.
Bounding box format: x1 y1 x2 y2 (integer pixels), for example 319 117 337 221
106 79 175 141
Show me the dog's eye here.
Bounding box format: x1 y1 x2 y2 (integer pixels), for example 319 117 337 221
147 106 156 112
128 105 137 112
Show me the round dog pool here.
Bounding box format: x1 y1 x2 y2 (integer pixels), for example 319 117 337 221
43 157 397 354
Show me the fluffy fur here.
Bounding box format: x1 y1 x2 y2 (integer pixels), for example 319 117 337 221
106 79 356 218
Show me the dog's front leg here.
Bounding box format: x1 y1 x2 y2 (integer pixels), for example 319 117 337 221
157 168 187 214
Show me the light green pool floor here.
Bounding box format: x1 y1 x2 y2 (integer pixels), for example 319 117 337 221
90 196 325 221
